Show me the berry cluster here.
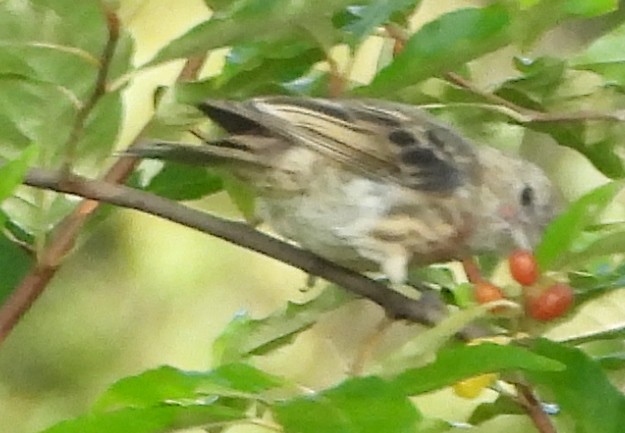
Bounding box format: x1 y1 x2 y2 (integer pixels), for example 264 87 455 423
474 250 574 321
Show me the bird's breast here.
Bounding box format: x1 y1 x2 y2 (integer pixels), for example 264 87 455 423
255 161 473 269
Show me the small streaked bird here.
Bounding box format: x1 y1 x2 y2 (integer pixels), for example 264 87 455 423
129 97 560 284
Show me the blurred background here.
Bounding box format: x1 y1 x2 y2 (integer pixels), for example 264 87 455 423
0 1 622 432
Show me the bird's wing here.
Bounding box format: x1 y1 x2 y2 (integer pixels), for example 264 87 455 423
197 97 479 193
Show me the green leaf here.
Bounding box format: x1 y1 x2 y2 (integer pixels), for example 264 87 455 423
572 21 625 87
149 0 355 65
144 163 224 201
564 0 617 17
378 303 494 374
389 343 564 395
360 4 512 95
274 376 421 433
528 338 625 433
529 122 625 179
562 262 625 306
94 363 284 411
535 181 624 270
207 39 323 98
415 418 453 433
213 286 353 365
558 323 625 346
40 404 246 433
0 0 107 99
202 0 234 11
468 395 525 425
223 175 256 221
75 90 124 173
563 231 625 267
107 29 136 84
0 76 76 159
497 56 567 105
0 231 33 305
340 0 423 46
596 353 625 370
0 144 38 202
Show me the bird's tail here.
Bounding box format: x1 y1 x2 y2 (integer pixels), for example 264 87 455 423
126 135 283 171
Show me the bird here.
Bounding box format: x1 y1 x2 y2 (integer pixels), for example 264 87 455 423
128 96 561 284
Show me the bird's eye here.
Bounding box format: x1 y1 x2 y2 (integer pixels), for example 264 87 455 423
520 185 534 207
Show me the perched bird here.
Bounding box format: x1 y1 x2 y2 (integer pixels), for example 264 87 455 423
130 97 560 284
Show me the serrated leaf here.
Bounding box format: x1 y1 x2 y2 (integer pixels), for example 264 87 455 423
274 376 421 433
213 286 353 365
528 338 625 433
40 404 246 433
94 363 284 411
536 181 624 270
389 343 564 395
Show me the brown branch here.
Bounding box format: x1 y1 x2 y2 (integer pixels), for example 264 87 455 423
18 167 489 339
0 12 123 345
178 55 206 81
515 382 558 433
444 72 534 116
444 72 625 124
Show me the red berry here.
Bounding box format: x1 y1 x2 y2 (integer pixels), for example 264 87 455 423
509 250 540 286
475 282 505 305
526 283 574 321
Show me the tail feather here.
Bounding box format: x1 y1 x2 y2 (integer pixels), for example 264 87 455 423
127 137 282 170
197 100 267 135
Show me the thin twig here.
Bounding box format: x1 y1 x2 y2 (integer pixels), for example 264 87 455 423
350 317 394 376
443 72 625 123
19 167 459 329
515 382 558 433
178 55 206 81
61 11 120 172
444 72 534 116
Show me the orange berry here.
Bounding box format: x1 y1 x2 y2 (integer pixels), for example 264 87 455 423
526 283 574 321
474 281 505 305
509 249 540 286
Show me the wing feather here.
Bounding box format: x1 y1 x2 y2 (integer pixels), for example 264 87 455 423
197 97 479 193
